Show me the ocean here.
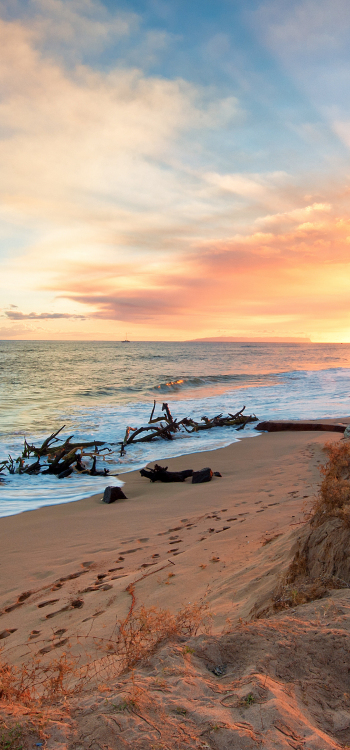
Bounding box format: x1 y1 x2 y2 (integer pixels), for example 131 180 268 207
1 340 350 517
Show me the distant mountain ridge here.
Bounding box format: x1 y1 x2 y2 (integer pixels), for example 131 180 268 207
188 336 312 343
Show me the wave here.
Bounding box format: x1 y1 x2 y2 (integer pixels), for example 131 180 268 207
150 372 280 393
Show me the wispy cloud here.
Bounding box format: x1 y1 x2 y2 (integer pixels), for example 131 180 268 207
4 310 86 320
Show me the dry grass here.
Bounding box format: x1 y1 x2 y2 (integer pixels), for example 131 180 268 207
0 599 211 746
115 601 210 671
312 440 350 525
0 651 78 705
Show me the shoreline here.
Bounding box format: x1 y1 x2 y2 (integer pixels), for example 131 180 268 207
1 415 348 519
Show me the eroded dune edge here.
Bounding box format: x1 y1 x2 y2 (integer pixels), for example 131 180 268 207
1 424 350 749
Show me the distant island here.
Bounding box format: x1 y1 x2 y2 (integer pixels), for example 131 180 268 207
188 336 312 343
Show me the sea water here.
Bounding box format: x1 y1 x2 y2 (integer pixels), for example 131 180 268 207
1 340 350 517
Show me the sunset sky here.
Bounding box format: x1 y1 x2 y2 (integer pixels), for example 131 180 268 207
1 0 350 341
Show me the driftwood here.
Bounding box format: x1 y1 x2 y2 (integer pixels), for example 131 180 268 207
0 428 110 479
192 467 213 484
140 464 222 484
120 401 258 455
256 421 346 434
0 400 258 481
140 464 193 483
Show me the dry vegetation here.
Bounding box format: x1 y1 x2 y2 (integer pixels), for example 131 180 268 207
0 598 210 747
312 440 350 525
271 440 350 613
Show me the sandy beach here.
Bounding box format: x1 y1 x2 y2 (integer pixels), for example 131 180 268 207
2 424 350 748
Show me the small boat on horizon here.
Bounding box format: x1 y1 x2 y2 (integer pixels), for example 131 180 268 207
121 333 130 342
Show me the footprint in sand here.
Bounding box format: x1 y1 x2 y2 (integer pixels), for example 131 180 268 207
82 610 105 622
37 599 60 608
226 517 237 521
4 602 24 613
118 548 142 555
138 537 149 542
45 598 84 618
168 548 179 553
0 629 17 639
169 540 182 544
18 591 33 602
29 630 41 639
38 645 53 655
268 502 279 506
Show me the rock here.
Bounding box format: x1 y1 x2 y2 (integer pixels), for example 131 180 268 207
192 467 213 484
344 425 350 439
103 486 127 503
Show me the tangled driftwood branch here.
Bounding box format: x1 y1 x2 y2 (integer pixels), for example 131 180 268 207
119 401 258 456
0 429 107 479
0 401 258 480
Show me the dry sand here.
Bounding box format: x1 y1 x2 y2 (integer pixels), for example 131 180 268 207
1 425 350 748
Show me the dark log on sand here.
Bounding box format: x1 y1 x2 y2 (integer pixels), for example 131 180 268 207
140 464 194 483
256 421 346 433
192 467 213 484
140 464 222 483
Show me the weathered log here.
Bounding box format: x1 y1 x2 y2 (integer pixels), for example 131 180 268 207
140 464 193 483
256 421 346 433
192 467 213 484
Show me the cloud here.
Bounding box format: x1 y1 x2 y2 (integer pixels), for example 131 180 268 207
254 0 350 56
48 211 350 329
4 310 86 320
257 202 332 228
0 12 241 240
1 0 138 63
251 0 350 148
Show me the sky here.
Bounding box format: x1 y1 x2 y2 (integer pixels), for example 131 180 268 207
1 0 350 341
